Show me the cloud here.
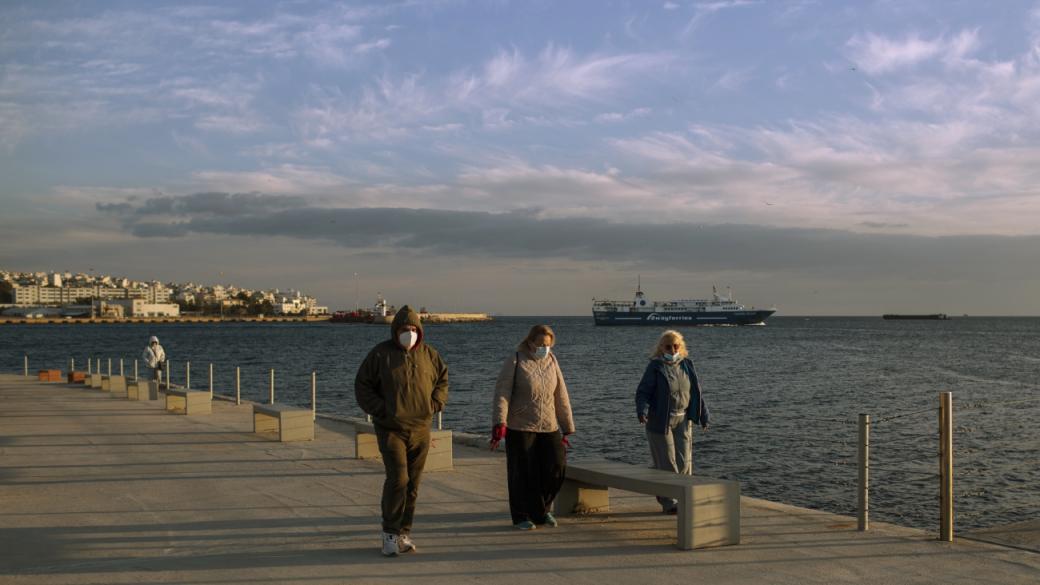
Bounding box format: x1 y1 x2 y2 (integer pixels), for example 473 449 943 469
846 30 981 75
681 1 760 39
293 44 673 141
93 193 1040 282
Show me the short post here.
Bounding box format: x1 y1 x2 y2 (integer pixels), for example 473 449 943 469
269 369 275 404
311 371 317 421
235 367 241 405
134 359 138 381
858 413 870 531
71 357 75 372
119 358 124 377
939 391 954 542
437 411 443 431
87 358 92 375
24 355 28 377
96 358 101 375
186 361 191 390
107 358 112 376
165 360 171 391
208 363 213 398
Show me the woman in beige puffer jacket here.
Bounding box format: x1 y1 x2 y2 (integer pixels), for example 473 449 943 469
490 324 575 530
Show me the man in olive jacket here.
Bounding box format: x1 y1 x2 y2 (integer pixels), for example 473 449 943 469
355 305 449 557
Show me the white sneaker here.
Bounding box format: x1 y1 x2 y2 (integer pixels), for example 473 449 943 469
398 534 416 553
381 532 399 557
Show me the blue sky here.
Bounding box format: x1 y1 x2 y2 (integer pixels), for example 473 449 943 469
3 1 1040 314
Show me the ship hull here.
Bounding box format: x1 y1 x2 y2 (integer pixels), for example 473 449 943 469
593 309 775 326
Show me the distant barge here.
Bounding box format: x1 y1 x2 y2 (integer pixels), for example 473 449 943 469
882 314 951 320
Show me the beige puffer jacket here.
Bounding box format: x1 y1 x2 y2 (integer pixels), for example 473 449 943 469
492 346 575 434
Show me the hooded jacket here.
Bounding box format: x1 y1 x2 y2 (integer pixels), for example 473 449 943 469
635 357 709 434
493 345 575 434
354 305 449 431
142 336 166 368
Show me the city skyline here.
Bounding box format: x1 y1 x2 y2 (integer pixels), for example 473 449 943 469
3 1 1040 315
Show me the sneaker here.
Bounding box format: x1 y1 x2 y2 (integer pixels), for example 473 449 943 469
514 520 537 530
381 532 399 557
398 534 416 553
541 513 558 528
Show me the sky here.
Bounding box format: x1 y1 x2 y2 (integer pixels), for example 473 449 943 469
2 0 1040 315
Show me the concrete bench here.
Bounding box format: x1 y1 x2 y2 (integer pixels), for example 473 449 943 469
100 375 112 391
127 380 159 401
107 375 127 397
252 404 314 442
165 389 212 415
352 420 453 472
87 373 103 389
554 459 740 550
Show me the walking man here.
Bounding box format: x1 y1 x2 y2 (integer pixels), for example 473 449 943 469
142 336 166 383
355 305 449 557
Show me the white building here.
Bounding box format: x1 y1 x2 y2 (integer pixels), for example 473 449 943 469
104 299 180 317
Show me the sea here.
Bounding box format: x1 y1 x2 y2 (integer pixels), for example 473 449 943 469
2 316 1038 532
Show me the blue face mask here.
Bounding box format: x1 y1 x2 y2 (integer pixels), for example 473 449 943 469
534 346 551 359
663 352 678 362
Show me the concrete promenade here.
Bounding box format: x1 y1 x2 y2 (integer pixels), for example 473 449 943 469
1 373 1037 584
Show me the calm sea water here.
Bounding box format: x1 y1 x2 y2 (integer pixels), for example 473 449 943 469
3 316 1037 532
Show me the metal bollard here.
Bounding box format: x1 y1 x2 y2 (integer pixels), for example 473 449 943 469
939 392 954 542
235 367 241 405
269 369 275 405
96 358 101 375
88 358 92 375
186 361 191 390
437 411 443 431
208 363 213 398
858 413 870 531
71 357 75 372
134 359 138 381
165 361 171 392
107 358 111 377
311 371 317 421
119 358 124 377
24 355 28 377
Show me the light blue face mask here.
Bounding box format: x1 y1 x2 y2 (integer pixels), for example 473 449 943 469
663 352 678 362
534 346 551 359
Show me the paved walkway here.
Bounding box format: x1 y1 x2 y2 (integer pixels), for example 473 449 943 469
1 373 1037 584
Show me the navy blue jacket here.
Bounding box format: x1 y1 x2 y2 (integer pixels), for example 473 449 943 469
635 357 709 434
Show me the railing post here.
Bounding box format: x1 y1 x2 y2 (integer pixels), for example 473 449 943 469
858 413 870 531
87 358 92 375
311 371 317 421
209 363 213 398
119 358 124 377
269 369 275 404
165 360 171 391
186 361 191 390
24 354 28 377
107 358 111 377
235 367 241 405
134 359 138 381
437 411 443 431
96 358 101 376
71 357 75 372
940 392 954 542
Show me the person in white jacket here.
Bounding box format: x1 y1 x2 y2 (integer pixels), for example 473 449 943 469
142 336 166 382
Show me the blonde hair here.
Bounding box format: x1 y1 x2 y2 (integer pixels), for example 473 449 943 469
522 324 555 351
650 329 688 360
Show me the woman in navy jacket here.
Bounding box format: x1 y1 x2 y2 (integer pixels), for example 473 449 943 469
635 329 710 513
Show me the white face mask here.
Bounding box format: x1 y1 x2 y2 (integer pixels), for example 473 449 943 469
398 330 418 349
534 345 551 359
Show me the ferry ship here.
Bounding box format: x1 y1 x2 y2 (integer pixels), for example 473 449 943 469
592 282 775 326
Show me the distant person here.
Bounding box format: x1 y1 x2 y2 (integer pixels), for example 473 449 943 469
142 336 166 383
490 324 575 530
635 329 709 514
355 305 449 557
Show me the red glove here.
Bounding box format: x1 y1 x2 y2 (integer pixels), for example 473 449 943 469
561 434 572 450
489 424 507 451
